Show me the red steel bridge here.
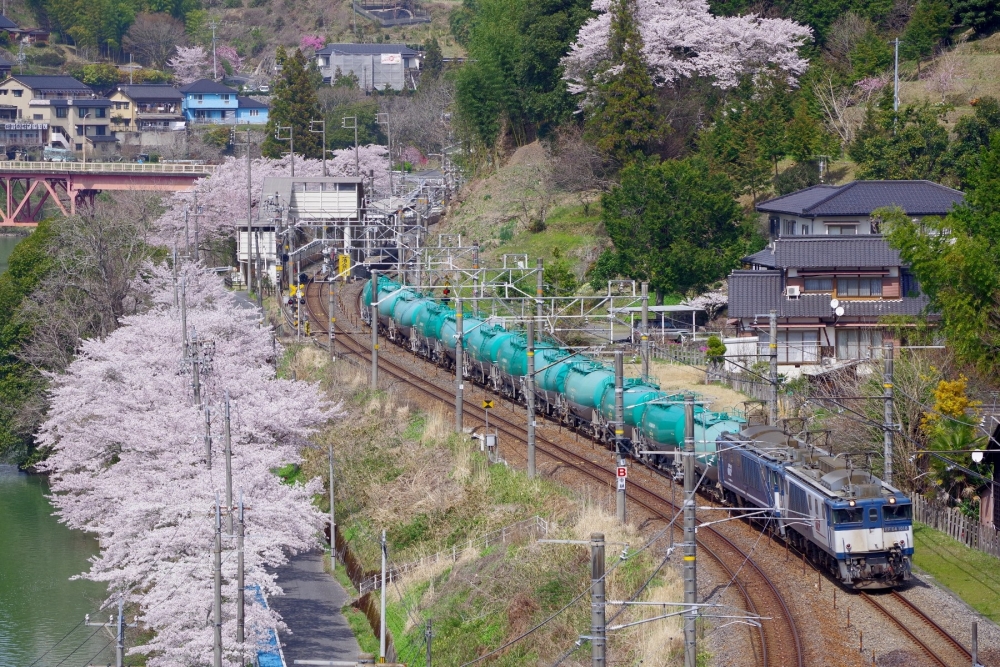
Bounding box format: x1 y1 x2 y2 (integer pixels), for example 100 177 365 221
0 161 217 226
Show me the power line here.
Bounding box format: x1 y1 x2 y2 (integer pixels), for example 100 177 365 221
26 618 86 667
78 637 115 667
50 624 106 667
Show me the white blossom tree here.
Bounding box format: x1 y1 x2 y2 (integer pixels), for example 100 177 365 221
152 147 390 246
169 45 210 85
39 264 337 666
563 0 812 100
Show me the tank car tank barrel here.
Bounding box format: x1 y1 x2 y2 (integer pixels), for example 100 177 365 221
683 394 697 667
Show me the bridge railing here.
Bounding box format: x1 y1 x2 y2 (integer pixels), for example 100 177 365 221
0 160 217 176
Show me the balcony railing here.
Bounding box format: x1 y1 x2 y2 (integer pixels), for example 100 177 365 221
0 160 217 175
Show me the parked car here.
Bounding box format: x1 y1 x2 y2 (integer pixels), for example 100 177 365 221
258 84 270 94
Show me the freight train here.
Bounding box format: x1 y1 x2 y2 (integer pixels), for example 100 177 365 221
362 276 913 588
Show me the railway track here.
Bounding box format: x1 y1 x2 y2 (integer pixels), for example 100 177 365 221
298 278 804 667
860 591 973 667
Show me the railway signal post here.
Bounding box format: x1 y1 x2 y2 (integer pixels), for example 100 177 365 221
883 341 894 486
526 317 536 479
683 394 697 667
591 532 606 667
640 282 649 381
455 298 464 433
769 310 778 426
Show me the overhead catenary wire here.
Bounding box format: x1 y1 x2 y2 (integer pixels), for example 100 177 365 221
50 624 107 667
77 637 116 667
25 618 86 667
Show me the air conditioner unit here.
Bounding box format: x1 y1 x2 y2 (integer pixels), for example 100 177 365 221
785 285 801 298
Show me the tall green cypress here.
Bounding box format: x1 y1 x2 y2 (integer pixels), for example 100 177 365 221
584 0 662 164
262 46 323 160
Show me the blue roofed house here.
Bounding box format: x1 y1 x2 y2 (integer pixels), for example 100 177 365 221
235 96 269 124
726 180 963 373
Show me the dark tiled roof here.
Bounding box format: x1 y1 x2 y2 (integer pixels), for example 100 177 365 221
757 180 964 217
6 75 92 92
317 43 419 57
0 56 11 68
744 236 902 269
727 270 932 319
178 79 237 94
70 98 112 106
114 84 182 101
87 136 119 143
0 16 18 30
237 96 268 109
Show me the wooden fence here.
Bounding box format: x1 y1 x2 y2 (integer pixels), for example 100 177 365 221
650 343 707 368
911 494 1000 558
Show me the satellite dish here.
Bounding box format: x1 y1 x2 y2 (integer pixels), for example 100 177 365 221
830 298 840 309
835 306 845 317
972 450 984 463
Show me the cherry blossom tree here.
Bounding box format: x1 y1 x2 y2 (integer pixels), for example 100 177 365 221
563 0 812 100
39 263 337 666
152 146 391 246
168 45 210 85
214 45 244 79
300 35 326 52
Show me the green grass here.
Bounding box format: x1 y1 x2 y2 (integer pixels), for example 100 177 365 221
487 202 603 270
342 605 380 657
912 522 1000 622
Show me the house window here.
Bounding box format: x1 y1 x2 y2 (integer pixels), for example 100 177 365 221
827 224 857 235
803 278 833 292
94 107 106 118
56 107 67 118
248 109 259 116
837 277 882 298
77 108 87 118
836 329 883 360
782 219 796 236
75 143 82 150
75 125 83 136
800 224 811 234
221 94 230 102
193 94 203 102
0 90 7 95
94 125 105 136
32 114 42 120
760 330 820 364
13 89 21 97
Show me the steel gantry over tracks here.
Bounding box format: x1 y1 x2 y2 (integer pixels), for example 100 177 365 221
0 160 217 226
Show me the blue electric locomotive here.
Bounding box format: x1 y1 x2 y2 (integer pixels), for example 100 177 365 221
717 426 913 589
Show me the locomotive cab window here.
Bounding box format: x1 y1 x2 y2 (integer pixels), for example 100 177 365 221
868 508 878 522
833 508 863 524
882 504 912 521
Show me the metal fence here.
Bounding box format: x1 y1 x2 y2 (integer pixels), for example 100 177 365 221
0 160 216 175
911 494 1000 558
358 515 550 595
650 343 707 367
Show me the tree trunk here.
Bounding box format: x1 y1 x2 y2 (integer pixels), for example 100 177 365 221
655 289 664 306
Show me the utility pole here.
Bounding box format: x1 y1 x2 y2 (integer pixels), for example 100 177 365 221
455 297 464 433
640 282 649 381
526 317 536 479
590 532 606 667
425 620 433 667
191 329 202 406
184 206 191 257
683 395 697 667
180 277 188 353
204 403 212 469
328 276 336 360
380 530 388 664
972 621 979 667
192 201 203 264
85 596 136 667
328 444 336 562
769 310 778 426
883 342 894 486
343 116 359 176
614 351 625 523
214 495 223 667
237 490 245 644
224 391 234 534
232 126 255 290
536 258 544 321
275 125 294 176
310 120 327 176
377 112 393 195
210 21 219 80
172 244 179 307
893 38 900 113
371 270 379 389
472 242 480 317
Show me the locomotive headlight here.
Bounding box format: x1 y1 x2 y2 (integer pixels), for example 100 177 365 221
849 500 856 507
889 496 896 504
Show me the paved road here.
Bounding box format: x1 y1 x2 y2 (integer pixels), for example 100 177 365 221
270 550 361 664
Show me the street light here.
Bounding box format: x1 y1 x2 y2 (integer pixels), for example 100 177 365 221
80 111 92 164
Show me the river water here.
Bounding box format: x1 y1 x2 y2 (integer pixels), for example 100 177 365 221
0 466 112 666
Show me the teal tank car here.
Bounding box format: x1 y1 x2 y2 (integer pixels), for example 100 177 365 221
477 326 516 366
393 296 431 333
536 348 575 396
439 312 484 351
464 320 496 363
362 274 401 308
564 362 615 420
416 302 452 340
637 401 743 476
598 380 662 430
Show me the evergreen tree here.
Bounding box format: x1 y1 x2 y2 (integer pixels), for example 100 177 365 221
584 0 661 164
262 47 323 160
591 157 761 303
849 102 949 180
423 37 444 80
901 0 952 63
785 99 822 163
953 0 1000 33
947 96 1000 186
